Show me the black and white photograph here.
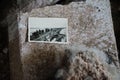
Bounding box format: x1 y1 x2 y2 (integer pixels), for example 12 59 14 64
28 17 68 43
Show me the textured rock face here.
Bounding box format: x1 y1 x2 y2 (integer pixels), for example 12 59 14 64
8 16 23 80
17 0 60 12
9 0 120 80
55 49 118 80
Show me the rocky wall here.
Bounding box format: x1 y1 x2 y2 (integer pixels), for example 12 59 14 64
7 13 23 80
17 0 120 80
1 0 118 80
17 0 60 12
5 0 61 80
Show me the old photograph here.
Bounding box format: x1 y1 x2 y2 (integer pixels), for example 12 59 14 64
28 17 68 43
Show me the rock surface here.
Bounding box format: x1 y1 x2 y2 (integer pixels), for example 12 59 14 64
8 0 120 80
17 0 60 12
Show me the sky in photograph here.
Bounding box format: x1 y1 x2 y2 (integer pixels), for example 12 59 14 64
29 17 68 29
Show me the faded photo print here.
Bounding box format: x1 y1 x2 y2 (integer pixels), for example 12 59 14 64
28 17 68 43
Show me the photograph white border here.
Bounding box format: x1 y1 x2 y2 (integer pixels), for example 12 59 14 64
28 17 69 44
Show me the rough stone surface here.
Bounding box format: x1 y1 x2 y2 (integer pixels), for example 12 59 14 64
1 0 60 80
8 0 120 80
17 0 60 12
55 49 119 80
8 16 23 80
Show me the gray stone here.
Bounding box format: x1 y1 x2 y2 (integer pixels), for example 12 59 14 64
17 0 60 12
8 0 120 80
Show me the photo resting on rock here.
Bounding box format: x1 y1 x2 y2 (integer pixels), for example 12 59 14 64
28 17 68 43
